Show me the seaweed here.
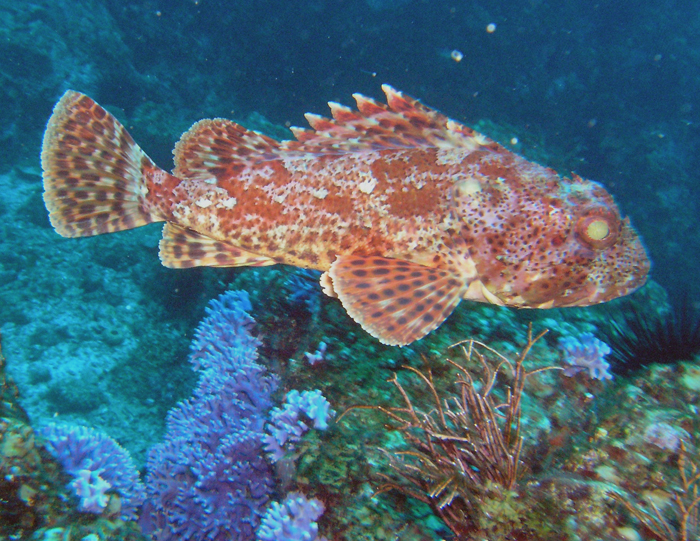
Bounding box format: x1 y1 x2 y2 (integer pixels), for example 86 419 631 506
342 326 562 539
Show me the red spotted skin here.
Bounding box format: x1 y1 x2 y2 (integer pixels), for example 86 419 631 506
147 138 648 309
41 86 649 333
450 149 649 307
150 148 460 269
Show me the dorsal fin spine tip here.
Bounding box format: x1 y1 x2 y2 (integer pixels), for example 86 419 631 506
179 87 485 161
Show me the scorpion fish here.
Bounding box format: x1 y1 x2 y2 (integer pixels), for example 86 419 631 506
41 86 649 346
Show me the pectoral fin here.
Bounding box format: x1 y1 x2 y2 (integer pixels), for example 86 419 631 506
328 255 467 346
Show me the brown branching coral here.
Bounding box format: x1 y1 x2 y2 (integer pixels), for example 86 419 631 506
610 440 700 541
344 326 557 539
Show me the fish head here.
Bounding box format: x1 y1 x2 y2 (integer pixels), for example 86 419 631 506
454 166 650 308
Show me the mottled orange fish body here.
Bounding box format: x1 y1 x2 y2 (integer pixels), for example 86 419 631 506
41 86 649 345
154 147 460 271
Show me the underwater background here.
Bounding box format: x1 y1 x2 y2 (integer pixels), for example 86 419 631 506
1 0 700 539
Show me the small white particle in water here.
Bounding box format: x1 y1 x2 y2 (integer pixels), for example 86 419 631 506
510 137 518 145
486 23 497 33
450 49 463 62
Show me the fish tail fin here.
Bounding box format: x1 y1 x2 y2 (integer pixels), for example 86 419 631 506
41 90 165 238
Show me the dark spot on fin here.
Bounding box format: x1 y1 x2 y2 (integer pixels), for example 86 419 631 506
159 223 275 269
328 254 467 346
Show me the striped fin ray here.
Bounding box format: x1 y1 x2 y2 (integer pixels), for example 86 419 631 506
329 255 467 346
159 223 275 268
173 118 281 180
41 90 164 238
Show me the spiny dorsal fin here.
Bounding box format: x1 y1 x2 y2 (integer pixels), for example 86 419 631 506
159 223 275 268
284 85 498 153
173 86 499 182
329 255 467 346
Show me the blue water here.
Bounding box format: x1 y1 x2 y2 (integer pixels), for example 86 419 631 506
1 1 699 539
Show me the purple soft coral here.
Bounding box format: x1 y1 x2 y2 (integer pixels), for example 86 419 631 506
70 468 112 513
263 389 333 462
256 492 328 541
305 341 328 366
39 423 145 520
558 332 613 381
140 291 278 541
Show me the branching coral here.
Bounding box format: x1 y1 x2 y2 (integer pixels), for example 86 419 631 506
345 326 555 538
256 492 328 541
39 423 145 520
263 389 333 462
558 332 613 381
140 291 278 541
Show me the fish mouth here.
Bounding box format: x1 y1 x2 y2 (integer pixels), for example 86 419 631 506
561 253 650 307
594 270 650 305
480 248 650 309
556 277 645 308
525 247 650 308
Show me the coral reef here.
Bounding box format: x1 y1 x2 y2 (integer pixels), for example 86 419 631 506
0 335 146 540
39 423 146 520
610 441 700 541
4 278 700 540
565 357 700 541
346 327 561 539
263 389 333 462
140 291 277 541
558 332 613 380
257 492 328 541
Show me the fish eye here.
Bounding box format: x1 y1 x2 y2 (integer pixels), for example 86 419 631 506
586 219 609 240
575 207 619 249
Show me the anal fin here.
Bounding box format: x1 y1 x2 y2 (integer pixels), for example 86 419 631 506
328 255 467 346
159 223 275 269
